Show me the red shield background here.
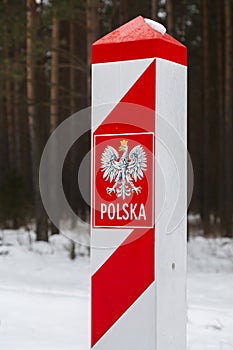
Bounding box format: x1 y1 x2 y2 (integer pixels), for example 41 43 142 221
93 132 154 228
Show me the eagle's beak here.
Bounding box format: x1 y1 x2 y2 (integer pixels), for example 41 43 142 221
119 146 124 151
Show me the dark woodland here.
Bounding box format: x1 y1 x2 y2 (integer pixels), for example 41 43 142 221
0 0 232 240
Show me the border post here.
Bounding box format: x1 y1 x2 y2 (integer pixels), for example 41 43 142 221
91 16 187 350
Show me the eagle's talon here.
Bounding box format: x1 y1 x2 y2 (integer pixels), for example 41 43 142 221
106 187 115 195
133 186 142 195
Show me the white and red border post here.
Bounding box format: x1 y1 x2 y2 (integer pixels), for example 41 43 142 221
91 16 187 350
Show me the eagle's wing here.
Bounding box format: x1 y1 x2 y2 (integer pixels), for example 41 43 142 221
128 145 147 181
101 146 120 182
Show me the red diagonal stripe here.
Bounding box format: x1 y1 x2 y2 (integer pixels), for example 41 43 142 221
94 60 155 137
121 59 155 111
91 228 155 346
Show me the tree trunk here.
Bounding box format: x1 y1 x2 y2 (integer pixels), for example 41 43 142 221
0 55 7 184
224 0 233 236
180 0 186 42
201 0 211 234
119 0 128 25
27 0 48 241
3 0 15 170
69 18 78 228
216 0 224 234
166 0 174 34
70 20 76 114
50 16 59 132
151 0 157 21
14 44 21 175
86 0 100 104
50 15 60 235
5 56 14 170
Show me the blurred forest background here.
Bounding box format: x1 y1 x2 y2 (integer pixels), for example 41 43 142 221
0 0 232 241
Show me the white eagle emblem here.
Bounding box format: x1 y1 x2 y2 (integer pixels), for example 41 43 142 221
101 140 147 199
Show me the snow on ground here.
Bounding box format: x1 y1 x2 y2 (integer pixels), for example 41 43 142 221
188 273 233 350
0 229 233 350
188 236 233 350
188 236 233 273
0 289 89 350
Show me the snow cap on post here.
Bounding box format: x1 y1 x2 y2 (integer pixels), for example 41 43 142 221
92 16 187 66
144 18 166 35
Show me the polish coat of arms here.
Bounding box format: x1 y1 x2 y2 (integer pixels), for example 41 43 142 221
101 140 147 200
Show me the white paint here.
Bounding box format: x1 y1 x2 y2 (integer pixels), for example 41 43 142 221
92 58 154 132
155 58 187 350
92 283 156 350
100 203 147 221
144 18 166 35
91 229 132 275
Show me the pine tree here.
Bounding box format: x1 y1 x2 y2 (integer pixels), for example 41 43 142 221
223 0 233 236
201 0 211 234
27 0 48 241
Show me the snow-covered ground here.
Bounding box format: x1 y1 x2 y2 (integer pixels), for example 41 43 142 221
0 229 233 350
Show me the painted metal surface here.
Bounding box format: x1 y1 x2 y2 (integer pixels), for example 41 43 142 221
91 16 187 350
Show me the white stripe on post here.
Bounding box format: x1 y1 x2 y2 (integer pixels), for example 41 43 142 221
155 58 187 350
